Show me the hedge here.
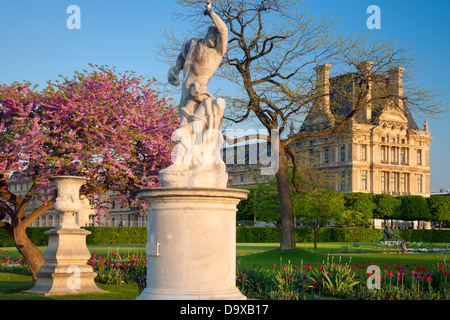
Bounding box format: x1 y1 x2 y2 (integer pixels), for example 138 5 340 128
1 226 449 247
83 227 147 244
235 227 450 244
236 227 385 243
0 227 147 247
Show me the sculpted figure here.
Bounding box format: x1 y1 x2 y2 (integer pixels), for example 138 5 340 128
173 82 225 165
168 1 228 126
159 1 229 188
381 225 398 241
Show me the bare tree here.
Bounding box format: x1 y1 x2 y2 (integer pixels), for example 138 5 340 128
160 0 445 250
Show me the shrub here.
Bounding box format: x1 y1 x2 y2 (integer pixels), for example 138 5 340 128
237 227 385 243
0 227 147 247
236 227 450 243
84 227 147 245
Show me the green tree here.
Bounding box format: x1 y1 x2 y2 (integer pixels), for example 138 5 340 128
336 209 372 242
236 187 255 222
336 193 375 242
343 193 376 221
399 195 431 229
294 189 345 248
427 196 450 229
372 194 402 227
236 179 281 224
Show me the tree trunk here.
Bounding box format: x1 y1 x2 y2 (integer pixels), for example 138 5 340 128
276 150 296 250
11 222 46 283
313 228 318 249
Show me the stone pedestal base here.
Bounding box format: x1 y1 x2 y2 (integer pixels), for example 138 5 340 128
25 227 106 295
136 188 249 300
158 164 228 189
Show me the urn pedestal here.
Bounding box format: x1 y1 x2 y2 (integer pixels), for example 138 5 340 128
25 176 106 295
136 187 249 300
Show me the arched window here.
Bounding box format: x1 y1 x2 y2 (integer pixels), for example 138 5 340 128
42 215 47 227
55 214 61 227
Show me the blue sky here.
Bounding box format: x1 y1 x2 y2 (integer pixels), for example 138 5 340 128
0 0 449 191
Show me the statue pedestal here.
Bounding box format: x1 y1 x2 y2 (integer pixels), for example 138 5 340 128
136 188 249 300
25 227 106 295
25 176 105 295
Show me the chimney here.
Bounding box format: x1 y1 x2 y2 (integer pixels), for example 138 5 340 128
356 61 374 122
314 64 332 116
388 66 405 110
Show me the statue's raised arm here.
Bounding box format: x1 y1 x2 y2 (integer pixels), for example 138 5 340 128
203 3 228 56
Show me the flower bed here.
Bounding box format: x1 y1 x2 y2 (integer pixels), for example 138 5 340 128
87 251 147 285
0 249 32 275
236 255 450 300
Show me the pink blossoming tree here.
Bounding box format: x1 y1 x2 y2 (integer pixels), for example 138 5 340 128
0 65 178 281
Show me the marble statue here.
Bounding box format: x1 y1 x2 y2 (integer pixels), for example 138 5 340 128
135 2 250 300
159 0 229 188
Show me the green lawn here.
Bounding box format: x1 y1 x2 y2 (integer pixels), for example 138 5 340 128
2 242 447 268
236 242 449 269
1 241 447 259
0 272 139 300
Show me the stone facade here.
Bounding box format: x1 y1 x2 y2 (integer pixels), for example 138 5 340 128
227 63 432 197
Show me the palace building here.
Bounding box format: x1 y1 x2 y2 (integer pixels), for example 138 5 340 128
227 62 432 197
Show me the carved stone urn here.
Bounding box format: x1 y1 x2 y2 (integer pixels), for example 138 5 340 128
25 175 106 295
52 176 86 229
